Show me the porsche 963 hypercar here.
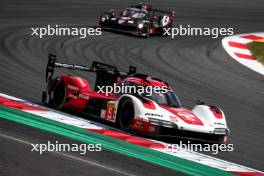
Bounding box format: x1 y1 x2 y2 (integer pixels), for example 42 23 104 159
42 54 230 143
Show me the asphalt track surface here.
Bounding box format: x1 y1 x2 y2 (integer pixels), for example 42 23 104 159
0 118 187 176
0 0 263 173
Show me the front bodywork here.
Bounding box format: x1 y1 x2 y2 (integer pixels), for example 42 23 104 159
116 94 229 141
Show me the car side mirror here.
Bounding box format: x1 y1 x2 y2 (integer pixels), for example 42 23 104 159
128 66 136 75
119 10 124 16
195 100 205 105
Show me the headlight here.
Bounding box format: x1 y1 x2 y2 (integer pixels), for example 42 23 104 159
213 128 228 135
138 23 144 29
148 118 177 128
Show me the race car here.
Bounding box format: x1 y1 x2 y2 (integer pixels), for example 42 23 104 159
42 54 230 143
97 3 174 38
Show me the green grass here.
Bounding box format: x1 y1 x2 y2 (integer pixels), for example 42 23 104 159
248 41 264 65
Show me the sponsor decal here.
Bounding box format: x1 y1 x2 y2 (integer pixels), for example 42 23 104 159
104 101 115 121
68 85 79 91
118 19 125 24
145 112 163 117
162 107 203 125
68 94 77 99
76 77 87 87
78 93 89 100
170 116 178 122
161 16 170 26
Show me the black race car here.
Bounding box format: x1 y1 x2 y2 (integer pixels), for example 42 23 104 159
97 3 174 38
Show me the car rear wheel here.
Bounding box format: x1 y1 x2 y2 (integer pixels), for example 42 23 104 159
145 26 150 38
117 98 135 132
217 135 228 144
49 80 66 109
100 12 114 24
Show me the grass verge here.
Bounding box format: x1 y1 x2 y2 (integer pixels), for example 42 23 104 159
248 41 264 65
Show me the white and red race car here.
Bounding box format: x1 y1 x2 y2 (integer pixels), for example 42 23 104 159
42 54 230 143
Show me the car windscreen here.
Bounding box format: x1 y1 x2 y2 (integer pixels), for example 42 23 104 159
142 90 181 108
121 9 146 19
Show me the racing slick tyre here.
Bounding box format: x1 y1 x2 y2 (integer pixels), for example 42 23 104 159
162 23 172 36
116 98 135 132
216 135 228 144
146 26 150 38
100 12 114 24
139 26 150 38
46 80 66 110
141 25 151 38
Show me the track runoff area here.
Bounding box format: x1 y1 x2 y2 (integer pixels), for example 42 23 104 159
222 33 264 75
0 93 263 176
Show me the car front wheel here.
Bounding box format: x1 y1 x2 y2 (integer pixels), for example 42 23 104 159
117 98 135 132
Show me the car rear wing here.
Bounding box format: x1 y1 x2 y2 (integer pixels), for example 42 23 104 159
152 9 175 17
130 3 152 11
46 54 136 83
